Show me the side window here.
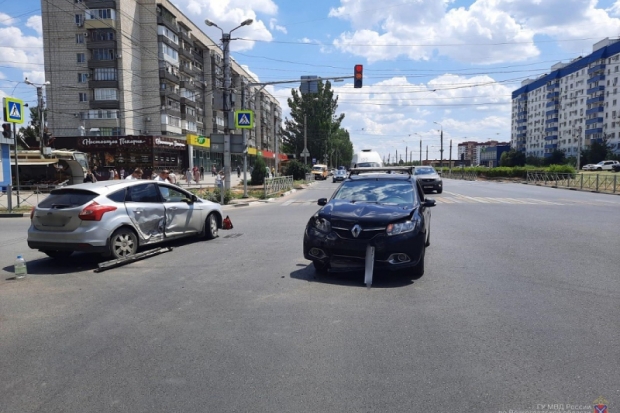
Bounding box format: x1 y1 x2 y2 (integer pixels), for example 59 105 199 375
107 188 126 203
158 185 187 202
415 179 425 202
126 183 161 203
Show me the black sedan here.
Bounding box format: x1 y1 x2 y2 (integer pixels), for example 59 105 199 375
303 167 435 279
332 169 347 182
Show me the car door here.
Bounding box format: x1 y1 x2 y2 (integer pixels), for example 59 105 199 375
157 184 203 238
124 183 166 244
415 179 431 237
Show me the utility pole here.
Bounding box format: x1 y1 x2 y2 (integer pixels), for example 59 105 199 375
449 139 452 173
426 145 428 162
419 139 422 164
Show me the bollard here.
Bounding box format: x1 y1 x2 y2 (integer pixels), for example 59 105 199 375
7 185 12 213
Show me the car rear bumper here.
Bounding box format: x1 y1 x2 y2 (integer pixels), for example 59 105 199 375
303 227 425 272
27 240 108 253
27 225 110 252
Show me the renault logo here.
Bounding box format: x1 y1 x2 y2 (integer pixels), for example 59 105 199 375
351 224 362 238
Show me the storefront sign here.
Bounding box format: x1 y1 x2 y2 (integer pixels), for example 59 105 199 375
155 137 186 149
79 137 148 148
187 134 210 148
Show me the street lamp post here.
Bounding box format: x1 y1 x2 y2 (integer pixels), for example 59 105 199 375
205 18 253 195
433 121 444 168
25 78 50 154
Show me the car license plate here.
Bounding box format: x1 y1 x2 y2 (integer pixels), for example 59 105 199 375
424 185 433 188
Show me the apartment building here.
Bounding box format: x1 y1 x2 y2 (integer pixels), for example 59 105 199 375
457 140 507 165
41 0 282 171
511 38 620 158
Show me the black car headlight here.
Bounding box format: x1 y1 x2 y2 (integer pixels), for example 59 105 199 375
310 215 332 233
386 219 419 236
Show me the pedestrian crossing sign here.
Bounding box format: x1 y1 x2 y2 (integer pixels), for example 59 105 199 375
235 110 254 129
3 97 24 124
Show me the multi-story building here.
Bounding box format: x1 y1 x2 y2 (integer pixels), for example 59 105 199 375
41 0 282 172
457 140 507 165
511 38 620 158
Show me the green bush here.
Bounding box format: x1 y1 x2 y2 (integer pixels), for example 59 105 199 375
251 157 267 185
284 160 311 180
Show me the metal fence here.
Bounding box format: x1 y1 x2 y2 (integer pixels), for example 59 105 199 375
0 185 54 212
440 170 478 181
264 175 294 196
526 172 620 194
305 173 314 183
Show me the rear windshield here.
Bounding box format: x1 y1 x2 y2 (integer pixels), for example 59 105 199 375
38 189 98 209
414 167 436 175
356 162 382 168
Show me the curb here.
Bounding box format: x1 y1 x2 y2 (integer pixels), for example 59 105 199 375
0 213 29 218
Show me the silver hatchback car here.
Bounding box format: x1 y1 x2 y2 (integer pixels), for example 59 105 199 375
28 180 224 259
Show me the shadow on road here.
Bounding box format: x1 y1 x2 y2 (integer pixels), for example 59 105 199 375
2 252 103 279
290 263 416 288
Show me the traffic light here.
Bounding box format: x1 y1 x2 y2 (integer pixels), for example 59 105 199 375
43 132 52 146
354 64 363 88
2 123 11 138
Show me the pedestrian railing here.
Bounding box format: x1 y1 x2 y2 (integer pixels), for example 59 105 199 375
440 170 478 181
264 175 294 196
305 173 313 183
0 185 54 212
526 172 620 194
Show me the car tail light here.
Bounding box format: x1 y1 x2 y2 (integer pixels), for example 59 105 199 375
78 202 117 221
30 207 35 220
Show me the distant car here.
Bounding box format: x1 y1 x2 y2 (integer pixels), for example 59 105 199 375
612 163 620 172
27 180 224 260
414 166 443 194
582 164 596 171
593 160 620 171
332 169 347 183
304 166 435 277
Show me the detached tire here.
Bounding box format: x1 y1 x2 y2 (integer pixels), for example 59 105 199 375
43 250 73 259
109 228 138 259
204 212 218 240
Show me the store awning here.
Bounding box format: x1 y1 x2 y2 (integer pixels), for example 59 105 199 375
10 159 59 166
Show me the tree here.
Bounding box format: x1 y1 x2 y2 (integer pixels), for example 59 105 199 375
542 149 565 166
281 80 352 167
500 149 526 167
251 156 267 185
283 160 311 180
525 155 543 166
18 107 41 148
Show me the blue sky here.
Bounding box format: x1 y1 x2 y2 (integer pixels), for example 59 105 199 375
3 0 620 161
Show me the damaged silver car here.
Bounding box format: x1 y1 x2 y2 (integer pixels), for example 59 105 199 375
27 180 223 259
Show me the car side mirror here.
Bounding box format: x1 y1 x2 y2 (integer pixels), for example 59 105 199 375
191 194 198 202
317 198 327 206
424 198 436 207
437 171 442 176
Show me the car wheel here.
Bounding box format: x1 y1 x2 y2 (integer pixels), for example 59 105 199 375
425 228 431 247
312 260 329 274
410 247 425 279
43 250 73 259
437 188 443 194
109 228 138 259
597 167 602 171
204 212 218 240
333 179 336 183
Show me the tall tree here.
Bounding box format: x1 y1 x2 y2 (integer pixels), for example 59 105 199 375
281 80 348 166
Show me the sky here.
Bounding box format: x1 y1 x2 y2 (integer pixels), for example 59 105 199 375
3 0 620 162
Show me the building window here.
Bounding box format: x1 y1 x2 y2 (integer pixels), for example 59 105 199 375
78 73 88 83
79 93 88 102
76 33 85 44
92 49 115 61
85 9 115 20
77 53 85 63
93 67 117 81
75 14 83 24
94 88 118 100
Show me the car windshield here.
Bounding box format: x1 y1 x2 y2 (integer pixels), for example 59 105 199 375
312 166 324 172
333 179 416 205
414 167 437 175
356 162 382 168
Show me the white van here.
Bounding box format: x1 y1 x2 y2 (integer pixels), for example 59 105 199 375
351 149 383 169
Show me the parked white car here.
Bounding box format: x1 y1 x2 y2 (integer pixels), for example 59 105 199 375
593 160 620 171
582 164 596 171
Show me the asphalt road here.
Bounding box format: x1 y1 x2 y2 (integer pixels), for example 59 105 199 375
0 178 618 413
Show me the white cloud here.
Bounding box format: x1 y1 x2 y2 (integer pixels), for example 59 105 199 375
329 0 620 64
26 15 42 36
269 18 287 34
0 12 17 26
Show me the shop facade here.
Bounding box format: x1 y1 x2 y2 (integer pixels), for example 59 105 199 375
52 136 188 179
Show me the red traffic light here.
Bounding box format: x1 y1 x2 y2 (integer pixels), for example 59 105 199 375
1 123 11 138
354 64 363 88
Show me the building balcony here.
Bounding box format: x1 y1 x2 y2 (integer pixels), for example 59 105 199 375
587 75 605 83
585 127 603 135
545 135 558 141
518 95 527 101
163 107 181 118
546 92 559 99
157 15 178 34
545 127 558 132
181 97 196 108
587 64 605 75
179 47 192 59
517 110 528 117
546 101 559 108
585 117 603 125
586 106 604 115
517 133 526 138
544 143 558 150
180 80 196 90
159 69 179 83
587 86 605 94
517 125 527 131
84 19 116 30
545 109 559 116
545 118 559 124
179 31 192 45
88 80 118 89
89 99 119 110
192 49 204 61
546 83 559 90
87 59 117 69
84 0 116 7
586 96 604 105
86 39 116 50
179 64 192 75
159 89 180 101
516 118 526 124
158 35 179 51
181 112 197 122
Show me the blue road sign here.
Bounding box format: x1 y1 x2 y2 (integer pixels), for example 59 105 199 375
4 97 24 124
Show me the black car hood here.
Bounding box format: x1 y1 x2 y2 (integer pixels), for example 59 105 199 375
319 200 414 223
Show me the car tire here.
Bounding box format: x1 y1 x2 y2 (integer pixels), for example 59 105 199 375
204 212 218 240
425 228 431 247
313 260 329 274
410 247 425 279
333 179 336 183
437 188 443 194
109 228 138 259
597 167 602 171
43 250 73 259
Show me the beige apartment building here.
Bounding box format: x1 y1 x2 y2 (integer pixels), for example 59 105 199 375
41 0 282 170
